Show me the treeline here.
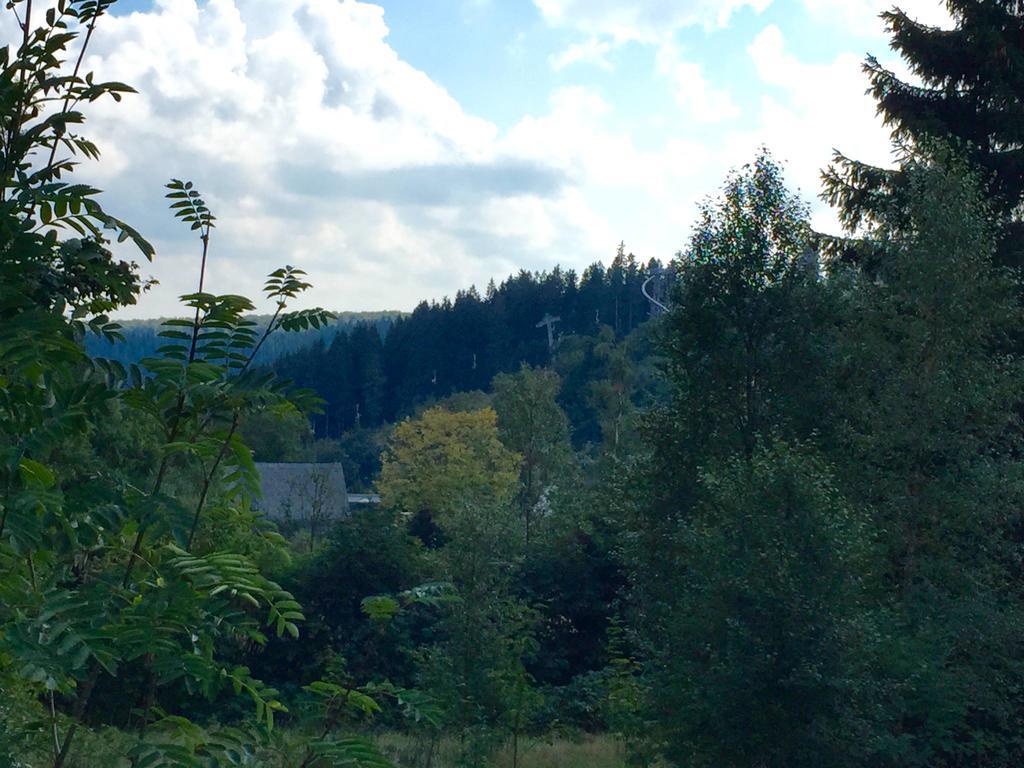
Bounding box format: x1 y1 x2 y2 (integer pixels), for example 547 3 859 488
273 252 665 438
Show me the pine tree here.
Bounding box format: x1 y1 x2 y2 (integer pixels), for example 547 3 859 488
823 0 1024 268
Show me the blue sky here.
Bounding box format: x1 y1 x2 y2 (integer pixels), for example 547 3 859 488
25 0 952 316
377 1 838 132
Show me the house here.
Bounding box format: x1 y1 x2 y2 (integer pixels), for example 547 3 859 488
253 462 350 523
253 462 381 527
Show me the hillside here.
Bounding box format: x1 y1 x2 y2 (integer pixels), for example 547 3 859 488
269 252 668 443
85 310 401 365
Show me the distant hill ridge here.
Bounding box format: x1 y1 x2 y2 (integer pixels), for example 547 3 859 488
86 311 403 366
271 255 667 443
91 255 668 446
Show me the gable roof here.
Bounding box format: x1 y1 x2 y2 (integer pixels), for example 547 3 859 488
253 462 349 520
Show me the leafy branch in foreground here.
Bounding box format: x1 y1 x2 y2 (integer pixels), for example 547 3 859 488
0 4 349 765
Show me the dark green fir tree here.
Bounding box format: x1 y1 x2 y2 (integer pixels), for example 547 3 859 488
823 0 1024 269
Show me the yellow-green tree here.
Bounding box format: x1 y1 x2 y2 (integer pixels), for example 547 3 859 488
378 407 520 525
379 407 536 764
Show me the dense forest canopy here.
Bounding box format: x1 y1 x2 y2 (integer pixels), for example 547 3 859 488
4 2 1024 768
271 253 665 439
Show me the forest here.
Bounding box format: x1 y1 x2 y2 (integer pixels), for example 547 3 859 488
3 1 1024 768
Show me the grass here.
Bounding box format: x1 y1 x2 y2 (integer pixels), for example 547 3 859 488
376 732 629 768
491 735 627 768
13 724 633 767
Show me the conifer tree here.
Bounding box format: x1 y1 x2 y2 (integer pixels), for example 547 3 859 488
823 1 1024 268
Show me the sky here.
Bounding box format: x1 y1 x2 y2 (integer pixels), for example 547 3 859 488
11 0 955 316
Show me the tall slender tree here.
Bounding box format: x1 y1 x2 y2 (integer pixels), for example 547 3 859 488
622 152 850 767
492 365 577 546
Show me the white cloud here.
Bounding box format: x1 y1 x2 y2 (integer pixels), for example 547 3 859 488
539 0 751 124
72 0 625 316
549 37 613 71
534 0 773 42
655 43 740 123
14 0 930 318
500 86 719 260
800 0 954 38
744 23 897 232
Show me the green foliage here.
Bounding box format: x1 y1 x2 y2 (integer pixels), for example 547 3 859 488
622 146 1024 768
239 409 314 463
614 150 977 766
166 179 216 234
252 505 427 692
824 153 1024 768
0 0 150 265
821 1 1024 270
599 621 657 767
586 328 639 458
332 425 390 492
86 312 400 371
0 5 356 765
270 256 668 443
661 148 824 465
378 407 521 527
362 595 402 624
303 736 394 767
517 526 622 696
125 721 259 768
651 441 868 767
416 490 540 766
374 404 543 766
6 3 1024 765
492 365 578 545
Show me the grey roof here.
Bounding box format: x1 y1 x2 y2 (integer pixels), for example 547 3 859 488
253 462 349 521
